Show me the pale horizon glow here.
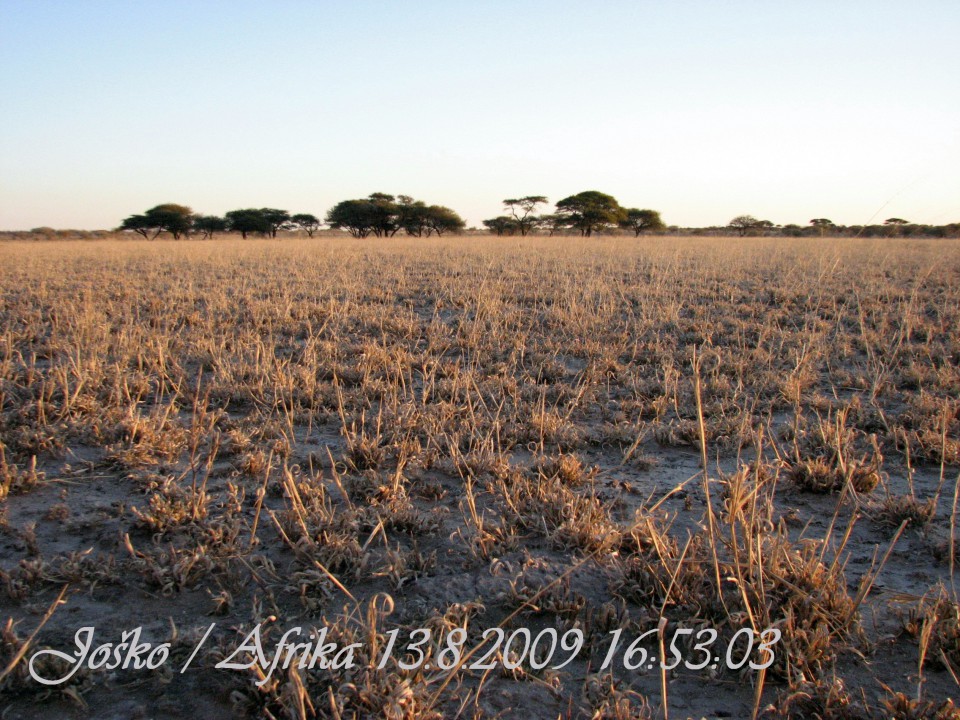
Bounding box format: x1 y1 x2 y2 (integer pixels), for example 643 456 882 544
1 0 958 231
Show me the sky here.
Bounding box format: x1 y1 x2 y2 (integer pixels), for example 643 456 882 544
1 0 958 230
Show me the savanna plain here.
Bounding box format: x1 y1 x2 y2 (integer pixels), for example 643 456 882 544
1 235 959 719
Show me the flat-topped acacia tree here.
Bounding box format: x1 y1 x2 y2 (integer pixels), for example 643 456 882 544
291 213 321 237
193 215 227 239
326 199 376 238
258 209 291 238
503 196 548 236
225 209 272 239
119 214 157 240
119 203 193 239
620 208 666 237
222 208 291 238
327 194 465 238
482 216 519 236
728 215 760 237
423 205 466 236
394 201 464 237
555 191 625 237
810 218 834 237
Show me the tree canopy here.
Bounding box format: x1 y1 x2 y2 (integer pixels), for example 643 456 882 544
396 196 432 237
119 214 158 240
809 218 834 237
482 216 519 236
222 208 293 238
502 196 548 236
423 205 466 236
326 194 464 238
326 197 384 238
482 194 663 237
291 213 321 237
620 208 665 237
118 203 193 239
225 209 272 238
193 215 227 239
728 215 762 237
259 208 291 238
555 191 625 236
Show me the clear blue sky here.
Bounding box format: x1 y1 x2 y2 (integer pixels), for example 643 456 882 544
1 0 958 230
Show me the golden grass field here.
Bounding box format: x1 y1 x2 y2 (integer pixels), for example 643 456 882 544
1 235 960 719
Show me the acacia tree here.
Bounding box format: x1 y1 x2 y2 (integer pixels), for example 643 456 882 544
326 194 400 237
119 203 193 239
395 200 465 237
291 213 321 237
225 209 272 239
809 218 834 237
326 200 375 237
555 191 625 236
482 216 519 236
538 214 566 236
398 196 430 236
728 215 761 237
883 217 910 237
503 196 547 236
148 204 194 239
424 205 465 236
620 208 665 237
119 214 158 240
193 215 227 239
328 194 464 238
368 193 401 237
258 208 291 238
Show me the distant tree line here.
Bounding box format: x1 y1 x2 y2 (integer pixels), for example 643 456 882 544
717 215 960 239
482 192 665 237
116 194 466 240
118 204 322 240
107 197 957 241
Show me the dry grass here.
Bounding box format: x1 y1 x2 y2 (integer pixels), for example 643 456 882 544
1 234 959 717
